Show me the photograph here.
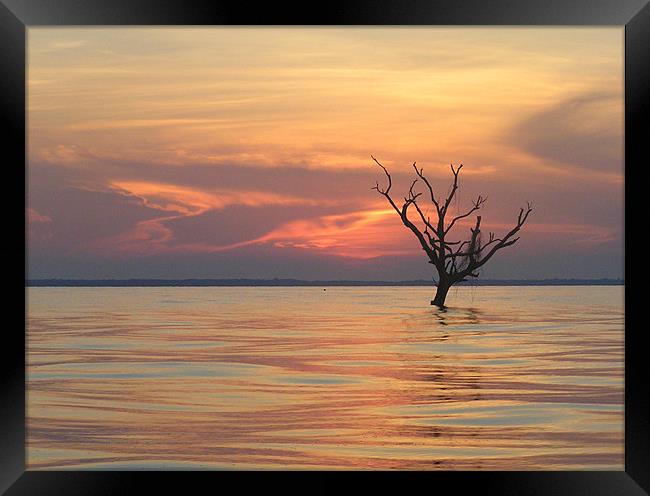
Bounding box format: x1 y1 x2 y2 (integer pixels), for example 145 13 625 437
26 26 624 471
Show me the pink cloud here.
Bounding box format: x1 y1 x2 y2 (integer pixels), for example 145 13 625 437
27 208 52 223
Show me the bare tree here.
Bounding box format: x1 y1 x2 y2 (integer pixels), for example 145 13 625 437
372 156 532 307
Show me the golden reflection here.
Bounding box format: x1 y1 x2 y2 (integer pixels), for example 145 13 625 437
27 286 623 470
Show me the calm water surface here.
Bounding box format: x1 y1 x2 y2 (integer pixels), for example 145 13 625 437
27 286 624 470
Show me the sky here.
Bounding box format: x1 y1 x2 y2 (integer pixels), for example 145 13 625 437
27 27 624 280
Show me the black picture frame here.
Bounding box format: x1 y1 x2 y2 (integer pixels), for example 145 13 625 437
2 0 648 494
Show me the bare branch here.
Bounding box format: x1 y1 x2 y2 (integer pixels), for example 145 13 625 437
371 157 439 264
459 203 533 277
442 163 463 215
444 194 487 235
412 163 441 214
371 155 392 195
411 200 439 241
371 156 532 306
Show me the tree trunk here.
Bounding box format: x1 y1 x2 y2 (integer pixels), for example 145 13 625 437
431 280 451 307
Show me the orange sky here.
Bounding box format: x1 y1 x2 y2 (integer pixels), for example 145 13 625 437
27 27 624 280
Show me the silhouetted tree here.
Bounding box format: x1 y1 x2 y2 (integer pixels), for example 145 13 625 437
372 156 532 307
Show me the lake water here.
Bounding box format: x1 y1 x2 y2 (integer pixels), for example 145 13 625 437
26 286 624 470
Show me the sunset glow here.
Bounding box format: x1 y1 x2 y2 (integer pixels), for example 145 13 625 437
26 27 626 472
27 27 624 280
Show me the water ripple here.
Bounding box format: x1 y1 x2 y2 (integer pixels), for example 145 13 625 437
27 286 623 470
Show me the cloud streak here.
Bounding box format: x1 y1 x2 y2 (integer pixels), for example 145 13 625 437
510 92 623 176
26 27 624 279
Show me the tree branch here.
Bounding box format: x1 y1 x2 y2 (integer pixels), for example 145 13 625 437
458 202 533 278
444 194 487 235
412 163 441 215
371 156 439 264
371 156 532 289
442 163 463 216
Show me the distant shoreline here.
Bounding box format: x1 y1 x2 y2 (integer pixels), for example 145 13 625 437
27 278 624 287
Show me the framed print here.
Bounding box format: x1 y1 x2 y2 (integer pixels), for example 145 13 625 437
1 0 649 494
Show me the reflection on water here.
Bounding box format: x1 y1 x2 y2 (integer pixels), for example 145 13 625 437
27 286 624 470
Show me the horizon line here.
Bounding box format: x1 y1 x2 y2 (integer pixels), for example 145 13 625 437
26 277 625 287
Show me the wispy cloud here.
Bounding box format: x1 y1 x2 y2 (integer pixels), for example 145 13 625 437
27 208 52 223
26 27 624 279
509 91 623 177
